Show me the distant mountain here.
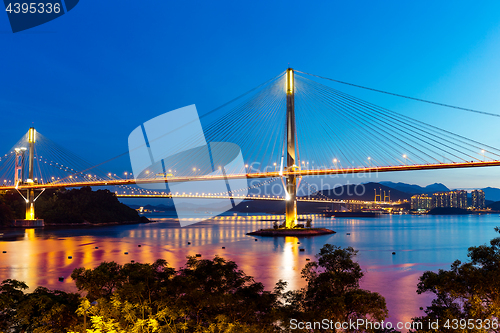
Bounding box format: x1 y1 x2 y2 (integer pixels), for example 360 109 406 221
316 182 411 201
379 182 500 202
481 187 500 202
487 200 500 211
379 181 449 195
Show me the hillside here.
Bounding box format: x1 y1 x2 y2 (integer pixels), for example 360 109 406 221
379 181 449 194
481 187 500 202
0 187 149 226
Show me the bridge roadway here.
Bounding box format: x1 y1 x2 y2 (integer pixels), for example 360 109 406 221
117 193 335 202
4 160 500 191
115 194 401 206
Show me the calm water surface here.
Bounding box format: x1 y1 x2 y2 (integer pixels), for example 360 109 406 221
0 214 499 327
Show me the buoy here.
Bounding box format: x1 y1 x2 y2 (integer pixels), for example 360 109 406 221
58 277 64 282
68 256 72 259
392 252 396 255
195 254 201 257
124 252 128 255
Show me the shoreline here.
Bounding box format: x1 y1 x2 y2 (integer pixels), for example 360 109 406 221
1 219 155 231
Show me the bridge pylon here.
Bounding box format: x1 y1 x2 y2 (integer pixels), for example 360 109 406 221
26 127 36 220
13 127 44 225
285 68 298 228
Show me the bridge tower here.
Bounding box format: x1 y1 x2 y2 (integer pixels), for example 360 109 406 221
12 127 44 226
285 68 298 228
14 147 26 186
26 127 36 220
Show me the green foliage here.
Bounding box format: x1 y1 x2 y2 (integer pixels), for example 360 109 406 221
0 246 391 332
71 259 175 302
70 257 281 332
0 191 24 225
174 255 282 328
15 287 80 332
0 280 80 333
0 200 14 227
0 279 27 330
281 244 389 332
411 226 500 332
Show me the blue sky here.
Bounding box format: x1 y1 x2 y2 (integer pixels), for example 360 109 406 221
2 1 500 189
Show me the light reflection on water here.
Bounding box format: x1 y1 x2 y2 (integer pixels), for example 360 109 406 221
0 214 499 327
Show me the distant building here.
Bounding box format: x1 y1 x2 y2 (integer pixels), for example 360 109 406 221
453 190 467 209
432 192 450 208
431 190 467 209
471 190 485 209
411 194 432 211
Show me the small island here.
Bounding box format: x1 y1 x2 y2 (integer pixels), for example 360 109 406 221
247 227 336 237
0 186 148 227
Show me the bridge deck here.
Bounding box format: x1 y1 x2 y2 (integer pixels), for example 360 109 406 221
3 160 500 190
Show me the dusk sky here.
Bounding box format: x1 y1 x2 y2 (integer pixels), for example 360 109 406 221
2 1 500 189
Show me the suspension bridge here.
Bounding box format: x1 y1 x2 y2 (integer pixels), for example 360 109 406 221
2 68 500 227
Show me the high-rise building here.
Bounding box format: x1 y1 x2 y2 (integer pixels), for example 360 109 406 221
432 190 467 209
471 190 485 209
432 192 450 208
455 190 467 209
411 194 432 211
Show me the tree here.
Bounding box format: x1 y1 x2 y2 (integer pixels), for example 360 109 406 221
174 255 282 330
0 191 24 224
0 246 394 332
0 279 80 333
15 287 80 332
0 279 27 330
411 227 500 332
70 257 281 332
281 244 389 332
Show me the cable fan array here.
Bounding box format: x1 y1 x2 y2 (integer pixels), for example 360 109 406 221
2 68 500 192
293 72 500 169
0 131 115 186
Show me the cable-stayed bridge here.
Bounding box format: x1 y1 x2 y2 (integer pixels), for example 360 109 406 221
2 69 500 227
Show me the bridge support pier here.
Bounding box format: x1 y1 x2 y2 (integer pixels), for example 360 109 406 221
285 172 297 228
285 68 298 228
26 188 35 220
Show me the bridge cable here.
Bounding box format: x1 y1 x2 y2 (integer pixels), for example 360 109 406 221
296 70 500 118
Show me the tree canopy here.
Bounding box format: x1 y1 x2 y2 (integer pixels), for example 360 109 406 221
0 245 392 332
411 226 500 333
